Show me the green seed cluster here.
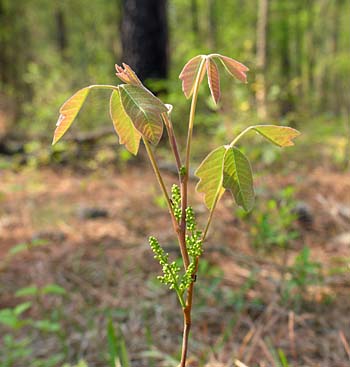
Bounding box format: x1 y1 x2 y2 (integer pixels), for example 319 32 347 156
171 184 182 221
185 206 196 231
179 166 186 178
148 205 204 303
158 262 181 290
180 262 196 291
149 236 168 265
185 206 203 258
186 232 203 258
149 236 180 291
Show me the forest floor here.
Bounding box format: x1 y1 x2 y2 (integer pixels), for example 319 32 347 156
1 164 350 367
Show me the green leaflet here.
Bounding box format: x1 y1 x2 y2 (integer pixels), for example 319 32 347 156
52 87 90 145
195 146 226 211
223 146 255 212
119 84 167 145
251 125 300 147
195 145 255 212
110 90 141 155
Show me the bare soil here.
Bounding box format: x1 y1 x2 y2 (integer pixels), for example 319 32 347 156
0 165 349 367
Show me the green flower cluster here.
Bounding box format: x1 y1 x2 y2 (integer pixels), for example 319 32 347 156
185 207 203 258
149 236 185 306
179 262 196 291
148 205 203 307
171 184 182 221
149 236 179 288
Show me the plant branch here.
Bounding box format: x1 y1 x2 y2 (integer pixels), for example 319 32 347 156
168 266 186 308
229 126 254 147
180 58 207 270
179 57 207 367
202 209 215 241
142 138 193 267
162 112 182 173
143 138 178 225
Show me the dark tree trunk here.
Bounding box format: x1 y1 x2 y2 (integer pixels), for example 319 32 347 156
305 0 315 100
208 0 217 49
191 0 199 36
0 0 9 85
278 2 294 116
121 0 168 82
56 7 67 58
0 1 31 121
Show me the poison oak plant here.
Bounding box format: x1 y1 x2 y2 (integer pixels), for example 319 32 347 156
52 53 300 367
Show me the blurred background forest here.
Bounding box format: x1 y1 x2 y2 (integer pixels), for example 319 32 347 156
1 1 350 367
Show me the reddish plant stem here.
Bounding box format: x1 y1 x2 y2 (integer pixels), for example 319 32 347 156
179 57 207 367
162 112 182 173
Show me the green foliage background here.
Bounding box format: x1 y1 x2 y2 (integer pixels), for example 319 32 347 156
1 0 349 149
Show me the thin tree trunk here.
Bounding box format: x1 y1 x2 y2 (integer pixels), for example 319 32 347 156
279 1 294 116
55 6 67 59
191 0 199 37
256 0 269 119
208 0 217 49
0 0 9 85
331 0 341 114
293 1 303 101
305 0 315 106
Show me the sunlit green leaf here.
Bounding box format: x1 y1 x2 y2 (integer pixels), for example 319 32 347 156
107 319 118 367
32 320 61 332
110 90 141 155
251 125 300 147
9 243 28 255
223 146 255 211
195 146 226 210
15 286 39 297
42 284 66 296
119 84 167 145
52 88 90 145
0 309 21 328
14 301 32 316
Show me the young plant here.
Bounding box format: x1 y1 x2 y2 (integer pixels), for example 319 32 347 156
52 53 300 366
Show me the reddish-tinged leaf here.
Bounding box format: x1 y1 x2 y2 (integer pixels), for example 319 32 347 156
206 58 221 104
110 90 141 155
115 63 143 86
179 55 206 98
119 84 167 145
252 125 300 147
217 55 249 83
52 87 90 145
